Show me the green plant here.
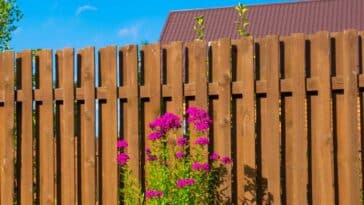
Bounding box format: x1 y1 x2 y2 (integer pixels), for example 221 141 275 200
235 2 249 37
117 107 232 204
0 0 23 50
193 15 205 40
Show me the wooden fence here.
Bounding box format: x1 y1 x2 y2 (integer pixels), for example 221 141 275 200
0 30 363 205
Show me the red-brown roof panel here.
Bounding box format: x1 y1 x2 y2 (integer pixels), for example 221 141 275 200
160 0 364 43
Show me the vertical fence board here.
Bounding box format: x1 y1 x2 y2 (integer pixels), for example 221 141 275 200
185 41 208 156
211 38 232 201
142 44 161 152
37 50 55 204
56 48 76 204
310 31 335 205
120 45 140 179
78 47 96 205
99 46 118 205
259 36 281 205
164 42 183 118
283 34 308 204
232 38 256 204
0 51 15 205
16 51 33 205
336 30 361 205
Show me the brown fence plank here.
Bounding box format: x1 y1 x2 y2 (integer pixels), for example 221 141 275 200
309 31 335 205
211 38 232 201
283 34 308 205
185 41 208 157
232 37 256 204
16 51 33 205
56 48 76 204
78 47 96 204
335 30 361 205
163 42 183 118
120 45 140 180
37 50 55 204
258 36 281 205
99 46 118 205
142 43 161 152
0 51 15 205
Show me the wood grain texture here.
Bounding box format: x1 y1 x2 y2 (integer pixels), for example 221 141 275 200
309 32 335 205
211 38 232 201
99 46 118 205
163 42 183 118
232 37 256 204
37 50 55 205
142 44 161 153
185 41 208 158
56 48 76 204
282 34 308 205
0 51 15 205
120 45 141 180
334 30 361 205
16 51 33 205
78 47 96 205
258 36 281 205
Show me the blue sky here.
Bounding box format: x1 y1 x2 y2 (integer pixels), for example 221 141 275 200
11 0 296 51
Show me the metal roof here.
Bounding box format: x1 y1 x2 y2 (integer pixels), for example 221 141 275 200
159 0 364 43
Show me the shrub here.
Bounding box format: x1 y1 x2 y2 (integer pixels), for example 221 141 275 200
117 106 232 204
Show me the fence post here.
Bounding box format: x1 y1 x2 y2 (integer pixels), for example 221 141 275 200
210 38 232 202
0 51 15 205
78 47 96 204
258 36 281 204
99 46 118 205
56 48 76 204
335 30 361 205
232 37 256 204
282 34 308 204
309 31 335 205
16 50 33 205
37 50 55 205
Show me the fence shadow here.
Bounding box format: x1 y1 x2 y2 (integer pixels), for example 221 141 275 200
242 165 273 205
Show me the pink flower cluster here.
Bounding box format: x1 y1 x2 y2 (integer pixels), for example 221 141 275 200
192 162 209 172
148 112 181 141
186 107 212 132
176 178 195 188
195 136 209 145
146 147 158 161
210 153 232 165
146 190 164 199
117 139 129 165
177 137 188 146
175 151 185 159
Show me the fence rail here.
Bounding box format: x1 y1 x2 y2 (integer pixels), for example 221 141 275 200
0 30 363 204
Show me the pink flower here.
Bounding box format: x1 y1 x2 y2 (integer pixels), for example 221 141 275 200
146 190 164 199
210 153 220 161
177 137 188 146
195 136 209 145
149 112 181 132
117 153 129 165
176 178 195 188
147 154 158 161
221 156 232 165
117 140 128 149
148 131 164 141
175 152 185 159
192 162 210 172
186 107 212 132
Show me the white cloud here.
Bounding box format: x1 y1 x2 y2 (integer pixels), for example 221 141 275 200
76 5 98 16
117 25 139 38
